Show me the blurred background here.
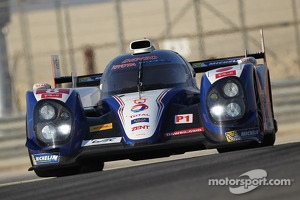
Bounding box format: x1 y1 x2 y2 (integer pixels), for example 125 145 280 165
0 0 300 175
0 0 300 119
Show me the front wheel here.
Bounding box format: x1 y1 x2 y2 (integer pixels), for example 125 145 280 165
260 132 276 147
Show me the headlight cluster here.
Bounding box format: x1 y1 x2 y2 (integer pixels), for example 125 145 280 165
207 78 246 122
34 100 72 146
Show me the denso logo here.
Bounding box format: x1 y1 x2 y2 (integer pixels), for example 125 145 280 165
122 56 158 63
132 125 150 132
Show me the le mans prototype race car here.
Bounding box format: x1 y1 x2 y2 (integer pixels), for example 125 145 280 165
26 30 277 177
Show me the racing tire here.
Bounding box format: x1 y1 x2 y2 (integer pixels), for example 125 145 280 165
260 132 276 147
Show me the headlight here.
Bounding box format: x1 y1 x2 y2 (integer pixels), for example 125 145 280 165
39 104 55 120
223 82 239 97
39 124 71 143
206 77 246 122
210 105 225 119
226 102 241 117
41 125 57 140
57 124 71 137
34 100 73 146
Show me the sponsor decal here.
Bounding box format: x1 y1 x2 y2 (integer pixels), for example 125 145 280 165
32 153 60 165
112 63 136 70
225 128 259 142
122 56 158 63
89 123 113 132
225 131 242 142
216 70 236 79
206 65 243 84
81 137 122 147
175 114 193 124
130 113 150 119
131 118 149 124
111 56 159 70
208 60 236 66
35 89 70 99
164 127 204 137
132 125 150 132
131 104 149 113
33 83 51 90
131 98 148 112
78 75 101 83
216 66 233 72
133 98 147 104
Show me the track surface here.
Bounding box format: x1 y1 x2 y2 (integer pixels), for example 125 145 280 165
0 141 299 200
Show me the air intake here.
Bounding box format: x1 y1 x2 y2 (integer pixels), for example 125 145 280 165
130 39 156 54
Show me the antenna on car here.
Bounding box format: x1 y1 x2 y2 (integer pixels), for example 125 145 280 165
137 62 144 98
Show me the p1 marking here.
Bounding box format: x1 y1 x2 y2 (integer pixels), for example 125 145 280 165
175 114 193 124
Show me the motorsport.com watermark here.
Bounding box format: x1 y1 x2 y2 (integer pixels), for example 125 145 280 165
208 169 294 194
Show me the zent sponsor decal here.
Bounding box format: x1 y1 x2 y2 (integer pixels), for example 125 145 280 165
32 153 60 165
164 127 204 137
175 114 193 124
89 123 113 132
132 125 150 132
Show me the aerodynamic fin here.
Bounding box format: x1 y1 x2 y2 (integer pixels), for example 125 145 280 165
50 54 102 88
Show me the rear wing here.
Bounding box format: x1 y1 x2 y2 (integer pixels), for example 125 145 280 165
51 55 102 88
190 29 267 73
190 52 265 73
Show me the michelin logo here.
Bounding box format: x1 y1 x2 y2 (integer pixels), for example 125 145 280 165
32 153 60 165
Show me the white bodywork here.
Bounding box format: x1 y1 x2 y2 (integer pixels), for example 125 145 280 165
113 89 170 140
33 87 100 108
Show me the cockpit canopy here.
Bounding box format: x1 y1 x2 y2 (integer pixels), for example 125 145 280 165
100 50 196 98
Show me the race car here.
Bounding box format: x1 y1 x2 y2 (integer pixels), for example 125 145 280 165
25 30 277 177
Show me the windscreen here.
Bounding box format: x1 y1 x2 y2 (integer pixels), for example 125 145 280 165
100 63 191 98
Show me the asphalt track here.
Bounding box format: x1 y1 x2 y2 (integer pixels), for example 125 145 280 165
0 141 299 200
